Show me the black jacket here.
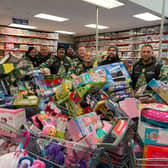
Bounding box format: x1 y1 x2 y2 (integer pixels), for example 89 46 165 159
99 55 121 66
132 57 162 89
49 56 71 74
26 55 39 67
37 52 51 65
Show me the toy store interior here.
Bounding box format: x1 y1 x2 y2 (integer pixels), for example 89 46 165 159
0 0 168 167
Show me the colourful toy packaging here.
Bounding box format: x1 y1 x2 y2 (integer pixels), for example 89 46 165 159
138 121 168 146
0 108 26 129
143 144 168 168
94 62 131 89
0 63 16 75
13 95 39 106
67 112 102 142
44 78 62 88
72 72 106 89
119 98 139 118
31 70 48 96
148 79 168 104
107 81 130 92
74 130 97 160
141 103 168 128
55 114 68 139
44 102 61 115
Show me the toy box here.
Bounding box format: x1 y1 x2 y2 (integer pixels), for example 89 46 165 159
143 144 168 168
67 112 102 142
13 95 39 106
148 79 168 104
72 72 106 89
119 98 139 118
138 121 168 146
0 63 15 75
0 108 26 129
94 62 131 89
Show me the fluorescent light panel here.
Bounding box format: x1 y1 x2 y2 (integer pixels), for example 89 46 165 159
82 0 124 9
55 30 75 35
85 24 109 29
34 13 69 22
8 23 36 29
133 12 161 21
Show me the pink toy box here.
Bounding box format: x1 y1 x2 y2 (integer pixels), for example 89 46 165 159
0 108 26 129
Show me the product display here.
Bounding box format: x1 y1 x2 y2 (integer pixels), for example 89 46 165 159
0 27 58 58
0 3 168 167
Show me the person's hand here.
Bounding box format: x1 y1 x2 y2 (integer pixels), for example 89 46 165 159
102 55 108 61
17 63 24 69
71 73 77 79
40 68 50 75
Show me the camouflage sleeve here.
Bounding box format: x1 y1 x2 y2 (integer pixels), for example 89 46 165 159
73 63 85 75
40 54 55 68
159 64 168 83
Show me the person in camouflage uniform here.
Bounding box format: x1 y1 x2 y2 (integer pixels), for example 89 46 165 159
132 44 163 92
76 50 93 75
66 45 78 63
37 45 51 65
99 45 121 66
40 45 72 77
72 46 91 76
159 63 168 84
17 47 39 69
5 47 39 87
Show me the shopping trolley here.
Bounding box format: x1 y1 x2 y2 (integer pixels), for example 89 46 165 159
128 138 168 168
0 114 133 168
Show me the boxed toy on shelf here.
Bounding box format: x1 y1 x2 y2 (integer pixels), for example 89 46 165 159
0 35 5 42
0 44 4 50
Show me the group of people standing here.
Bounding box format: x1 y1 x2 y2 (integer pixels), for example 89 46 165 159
19 45 93 77
18 44 167 92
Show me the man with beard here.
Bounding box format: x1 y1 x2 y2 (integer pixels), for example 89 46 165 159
40 45 71 76
132 44 162 91
99 45 121 65
66 45 77 60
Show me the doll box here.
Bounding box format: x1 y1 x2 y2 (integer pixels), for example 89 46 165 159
138 121 168 146
0 108 26 129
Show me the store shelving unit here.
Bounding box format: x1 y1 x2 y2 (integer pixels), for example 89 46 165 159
0 26 59 58
75 25 168 61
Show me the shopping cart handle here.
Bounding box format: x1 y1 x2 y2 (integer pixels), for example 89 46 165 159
105 99 126 117
102 118 131 148
89 147 104 168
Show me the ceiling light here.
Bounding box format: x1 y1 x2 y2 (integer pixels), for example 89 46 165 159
133 12 161 21
34 13 69 22
55 30 75 35
8 23 36 29
82 0 124 9
85 24 109 29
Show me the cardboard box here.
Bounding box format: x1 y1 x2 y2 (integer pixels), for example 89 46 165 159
0 108 26 129
94 62 131 89
148 79 168 103
138 121 168 146
143 144 168 168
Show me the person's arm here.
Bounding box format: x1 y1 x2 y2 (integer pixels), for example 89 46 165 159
131 65 136 90
17 57 34 70
39 54 55 68
159 64 168 83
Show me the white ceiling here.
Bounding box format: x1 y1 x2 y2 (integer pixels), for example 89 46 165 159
0 0 165 36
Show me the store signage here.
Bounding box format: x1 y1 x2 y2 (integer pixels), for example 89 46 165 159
12 18 29 25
